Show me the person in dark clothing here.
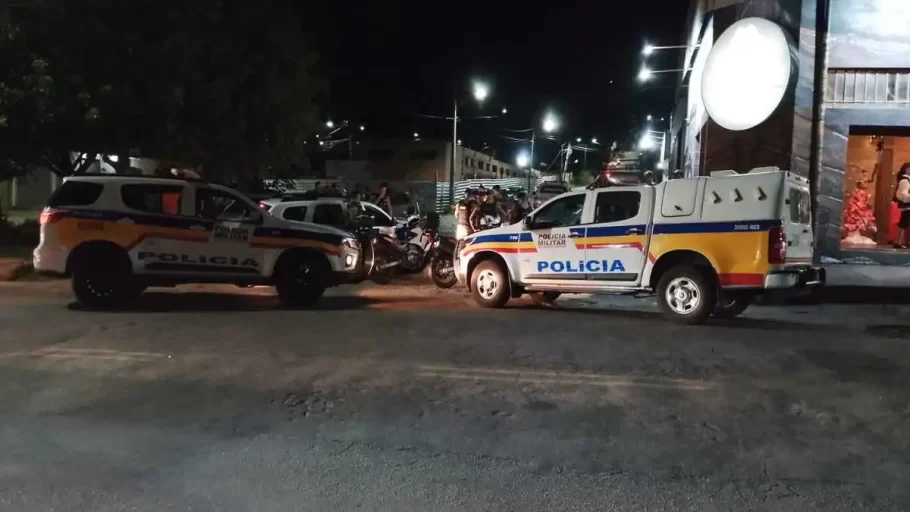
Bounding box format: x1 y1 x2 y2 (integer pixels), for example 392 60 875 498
455 189 474 240
894 163 910 248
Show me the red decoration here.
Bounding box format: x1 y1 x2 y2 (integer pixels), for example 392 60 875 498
842 188 877 237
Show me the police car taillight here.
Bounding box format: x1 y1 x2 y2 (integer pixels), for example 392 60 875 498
39 208 64 225
768 226 786 264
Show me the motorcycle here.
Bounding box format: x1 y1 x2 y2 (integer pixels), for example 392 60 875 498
421 212 457 289
352 215 406 284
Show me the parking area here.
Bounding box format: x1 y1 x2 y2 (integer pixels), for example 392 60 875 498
0 281 908 510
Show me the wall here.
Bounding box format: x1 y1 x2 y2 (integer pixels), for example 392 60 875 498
804 0 910 271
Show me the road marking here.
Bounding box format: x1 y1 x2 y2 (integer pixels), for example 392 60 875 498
417 364 712 391
0 347 169 362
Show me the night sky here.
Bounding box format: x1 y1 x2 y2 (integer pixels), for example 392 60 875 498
301 0 689 165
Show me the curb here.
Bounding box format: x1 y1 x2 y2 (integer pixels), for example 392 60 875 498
0 260 32 282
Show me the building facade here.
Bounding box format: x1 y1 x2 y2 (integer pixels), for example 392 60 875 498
327 139 521 183
670 0 910 285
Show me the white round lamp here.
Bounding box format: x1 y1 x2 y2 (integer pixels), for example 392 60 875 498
701 17 795 131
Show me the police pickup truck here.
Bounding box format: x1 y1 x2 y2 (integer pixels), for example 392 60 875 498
33 173 362 308
454 167 825 324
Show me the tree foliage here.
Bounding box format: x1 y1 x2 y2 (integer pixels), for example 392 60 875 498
0 0 323 181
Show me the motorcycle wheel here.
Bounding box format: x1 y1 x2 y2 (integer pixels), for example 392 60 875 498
399 243 427 274
429 256 457 289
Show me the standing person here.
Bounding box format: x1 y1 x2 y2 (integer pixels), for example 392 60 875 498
468 189 484 233
376 182 392 215
454 189 474 240
507 192 527 225
894 163 910 248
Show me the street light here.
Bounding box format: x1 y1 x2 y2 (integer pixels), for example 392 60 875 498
638 133 654 150
642 43 655 56
542 113 559 133
413 132 419 138
326 120 334 128
516 152 530 168
638 67 653 82
646 114 653 121
359 125 365 131
576 137 582 143
501 107 508 114
472 81 489 102
591 137 598 144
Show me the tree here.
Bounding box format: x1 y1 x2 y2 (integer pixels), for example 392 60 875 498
0 0 323 182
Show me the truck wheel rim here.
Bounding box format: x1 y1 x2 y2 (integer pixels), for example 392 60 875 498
476 269 499 299
666 277 699 314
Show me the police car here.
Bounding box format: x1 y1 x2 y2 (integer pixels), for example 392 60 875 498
454 167 825 324
266 197 398 237
33 173 362 308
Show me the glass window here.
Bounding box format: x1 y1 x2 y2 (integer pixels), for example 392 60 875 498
196 187 256 221
789 188 811 225
282 206 308 222
362 203 394 226
47 181 104 208
312 204 346 227
594 191 641 223
533 193 586 228
120 184 184 215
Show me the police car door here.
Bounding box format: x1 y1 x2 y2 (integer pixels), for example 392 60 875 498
520 192 589 283
195 186 263 276
583 188 651 285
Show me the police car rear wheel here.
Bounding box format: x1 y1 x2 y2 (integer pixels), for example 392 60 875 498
472 260 510 308
71 254 135 309
712 292 752 319
657 266 715 325
275 255 326 308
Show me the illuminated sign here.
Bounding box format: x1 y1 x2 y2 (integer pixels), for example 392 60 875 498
701 17 795 131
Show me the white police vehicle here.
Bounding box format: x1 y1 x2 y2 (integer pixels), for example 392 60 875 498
33 173 362 308
455 168 824 324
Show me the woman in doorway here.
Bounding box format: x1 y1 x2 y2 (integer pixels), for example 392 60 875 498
894 162 910 248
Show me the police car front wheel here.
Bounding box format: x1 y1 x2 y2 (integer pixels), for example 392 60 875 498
472 260 510 308
274 254 327 308
656 266 716 325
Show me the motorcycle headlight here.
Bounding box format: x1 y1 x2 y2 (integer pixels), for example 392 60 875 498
341 237 360 251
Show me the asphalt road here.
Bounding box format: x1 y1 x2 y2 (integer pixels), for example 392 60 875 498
0 280 909 511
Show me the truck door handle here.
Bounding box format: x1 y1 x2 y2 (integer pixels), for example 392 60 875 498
568 233 584 238
626 228 643 235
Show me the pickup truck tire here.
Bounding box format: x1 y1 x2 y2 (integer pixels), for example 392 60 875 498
656 266 716 325
471 260 510 308
712 292 752 319
529 291 561 305
275 253 327 308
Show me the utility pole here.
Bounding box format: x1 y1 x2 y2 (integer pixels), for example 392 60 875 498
528 131 536 192
450 101 458 205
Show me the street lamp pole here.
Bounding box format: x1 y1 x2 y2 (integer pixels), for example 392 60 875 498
450 101 458 204
528 131 536 192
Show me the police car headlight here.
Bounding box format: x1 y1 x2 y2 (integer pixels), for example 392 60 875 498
342 237 360 251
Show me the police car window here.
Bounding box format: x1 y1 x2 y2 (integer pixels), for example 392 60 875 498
534 194 586 227
283 206 307 222
789 188 811 224
594 191 641 223
196 188 255 221
48 181 104 207
313 204 346 227
362 204 394 226
121 184 184 215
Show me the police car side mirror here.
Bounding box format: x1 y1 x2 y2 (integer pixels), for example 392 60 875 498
523 215 533 230
248 210 264 224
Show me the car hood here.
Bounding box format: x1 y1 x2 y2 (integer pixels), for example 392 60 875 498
263 218 353 238
464 224 517 242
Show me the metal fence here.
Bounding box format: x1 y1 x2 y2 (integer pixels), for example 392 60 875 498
434 177 543 212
